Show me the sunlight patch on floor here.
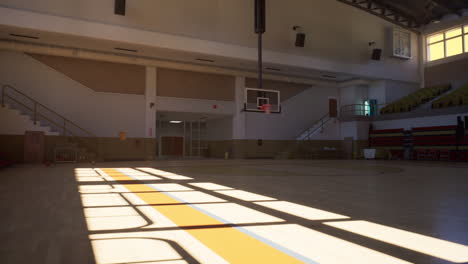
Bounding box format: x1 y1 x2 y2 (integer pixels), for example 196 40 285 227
255 201 350 221
81 193 129 207
189 182 234 191
147 183 193 192
165 191 227 204
195 203 284 224
325 220 468 263
137 167 193 180
215 190 276 202
90 230 230 264
115 168 163 180
244 224 413 264
75 167 466 264
91 238 186 264
79 185 114 193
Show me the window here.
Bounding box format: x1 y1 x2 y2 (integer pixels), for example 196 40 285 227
427 25 468 61
364 100 371 116
465 26 468 52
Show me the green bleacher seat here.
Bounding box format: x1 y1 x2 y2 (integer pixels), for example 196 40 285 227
432 83 468 109
382 84 451 115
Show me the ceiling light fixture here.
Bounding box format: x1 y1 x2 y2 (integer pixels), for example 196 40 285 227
114 47 138 52
9 33 39 40
169 121 183 124
196 58 215 63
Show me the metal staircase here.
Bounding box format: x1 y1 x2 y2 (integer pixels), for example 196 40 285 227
275 113 334 159
1 84 98 162
296 113 332 140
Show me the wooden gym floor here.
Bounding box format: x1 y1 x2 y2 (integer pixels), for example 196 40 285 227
0 160 467 264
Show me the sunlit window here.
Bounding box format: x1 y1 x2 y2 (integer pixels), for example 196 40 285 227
465 26 468 52
427 25 468 61
428 42 445 61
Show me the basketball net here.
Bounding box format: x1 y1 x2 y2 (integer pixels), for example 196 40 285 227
261 104 272 114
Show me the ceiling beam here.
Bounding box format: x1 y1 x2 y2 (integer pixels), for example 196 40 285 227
430 0 462 15
336 0 420 32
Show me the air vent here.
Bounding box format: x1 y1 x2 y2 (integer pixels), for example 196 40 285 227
322 75 337 79
114 47 138 53
196 58 215 63
266 67 281 72
9 33 39 40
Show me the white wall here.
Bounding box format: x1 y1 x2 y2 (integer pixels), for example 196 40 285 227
340 121 370 140
0 51 145 137
368 80 386 105
373 113 468 130
385 80 419 104
244 86 338 140
0 2 420 82
0 105 57 135
308 119 341 140
206 117 233 141
340 85 368 107
156 96 234 115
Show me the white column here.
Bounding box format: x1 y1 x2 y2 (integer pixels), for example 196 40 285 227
145 67 157 138
232 76 246 139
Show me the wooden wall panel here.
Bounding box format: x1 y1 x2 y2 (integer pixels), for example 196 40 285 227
29 53 146 94
245 78 310 102
157 68 235 101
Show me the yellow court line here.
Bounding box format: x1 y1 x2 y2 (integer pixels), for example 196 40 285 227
100 169 305 264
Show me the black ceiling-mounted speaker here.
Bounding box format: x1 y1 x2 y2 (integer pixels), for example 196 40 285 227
115 0 126 16
371 49 382 61
295 33 306 47
255 0 266 34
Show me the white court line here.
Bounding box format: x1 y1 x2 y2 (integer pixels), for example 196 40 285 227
325 220 468 263
255 201 349 220
215 190 276 201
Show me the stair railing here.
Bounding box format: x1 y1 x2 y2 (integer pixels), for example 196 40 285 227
1 84 98 160
297 113 331 141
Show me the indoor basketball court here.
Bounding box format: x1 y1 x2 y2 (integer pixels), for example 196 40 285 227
1 0 468 264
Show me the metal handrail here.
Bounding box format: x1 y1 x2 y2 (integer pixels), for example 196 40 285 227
297 113 330 137
297 112 331 140
1 84 96 137
340 103 388 117
303 117 332 140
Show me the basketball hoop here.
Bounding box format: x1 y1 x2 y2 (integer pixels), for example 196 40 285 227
261 104 272 114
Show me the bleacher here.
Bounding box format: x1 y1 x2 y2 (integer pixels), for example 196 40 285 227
380 84 451 114
368 125 468 161
432 83 468 109
369 128 406 159
0 155 14 168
